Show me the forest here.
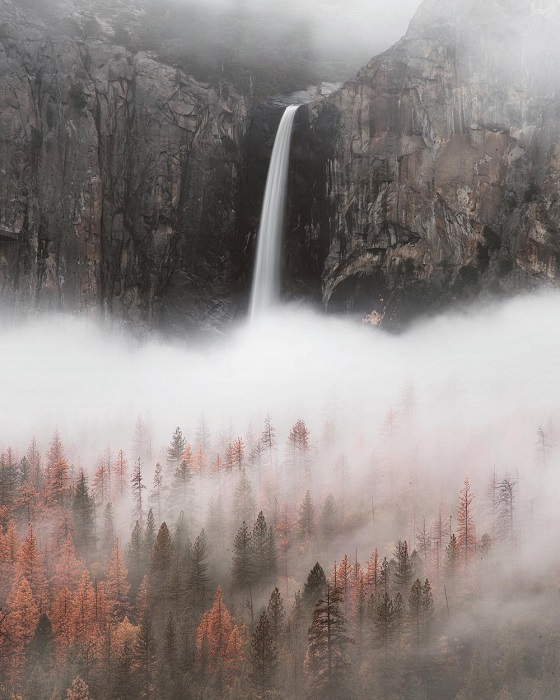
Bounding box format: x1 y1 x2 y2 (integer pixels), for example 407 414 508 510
1 400 559 700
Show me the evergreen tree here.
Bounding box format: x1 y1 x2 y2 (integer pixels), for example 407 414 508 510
150 522 173 602
171 445 193 514
16 524 48 609
393 539 414 592
252 511 271 587
303 562 327 609
144 508 156 560
134 608 156 700
101 502 115 558
127 521 144 590
444 533 460 579
167 427 186 470
320 494 338 544
45 430 70 508
232 470 256 527
261 414 277 468
150 464 164 524
113 449 128 501
422 579 434 638
305 583 352 700
250 612 278 696
231 521 254 593
457 478 476 568
186 529 211 615
408 579 423 649
72 471 96 559
105 539 130 620
297 490 316 542
267 587 286 646
0 448 18 511
374 592 395 657
131 459 146 525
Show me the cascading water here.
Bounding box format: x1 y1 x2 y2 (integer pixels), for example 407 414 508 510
249 104 299 319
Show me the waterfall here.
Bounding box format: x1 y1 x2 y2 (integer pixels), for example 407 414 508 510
249 104 299 319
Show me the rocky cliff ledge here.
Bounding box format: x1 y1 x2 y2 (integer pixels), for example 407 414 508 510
0 0 248 332
303 0 560 322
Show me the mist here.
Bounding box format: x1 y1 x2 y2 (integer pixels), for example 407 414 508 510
3 295 560 696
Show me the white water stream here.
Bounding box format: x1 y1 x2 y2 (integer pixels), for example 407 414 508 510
249 105 299 319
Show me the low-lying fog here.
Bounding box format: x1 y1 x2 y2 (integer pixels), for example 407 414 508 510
2 293 558 496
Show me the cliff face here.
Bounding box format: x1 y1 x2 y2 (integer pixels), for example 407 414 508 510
307 0 560 321
0 0 248 332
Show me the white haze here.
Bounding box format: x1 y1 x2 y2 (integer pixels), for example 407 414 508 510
1 292 559 493
175 0 423 67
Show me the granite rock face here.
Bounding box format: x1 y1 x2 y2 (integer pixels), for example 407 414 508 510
0 0 248 332
304 0 560 322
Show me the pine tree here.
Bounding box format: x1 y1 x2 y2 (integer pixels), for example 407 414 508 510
16 524 48 609
366 549 380 594
144 508 156 559
457 478 476 568
288 419 311 474
261 414 277 468
72 570 96 650
0 448 18 511
113 449 128 501
374 591 395 657
297 490 316 542
101 502 115 558
7 576 40 681
105 539 130 620
267 587 286 646
393 539 414 592
231 521 254 593
444 533 460 579
186 529 210 615
320 494 338 544
303 562 327 609
250 612 278 696
150 463 164 524
422 579 434 638
305 583 352 700
93 457 111 506
72 471 96 559
232 470 256 527
196 415 211 454
132 417 152 464
196 587 234 669
495 477 516 542
252 511 270 587
167 427 186 472
45 430 70 508
229 438 245 470
127 521 144 590
408 579 423 649
131 459 146 525
149 522 173 603
171 449 193 515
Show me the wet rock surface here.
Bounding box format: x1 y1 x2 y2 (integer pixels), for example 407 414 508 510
300 0 560 324
0 0 249 333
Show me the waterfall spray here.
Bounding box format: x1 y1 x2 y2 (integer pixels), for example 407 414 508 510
249 104 299 319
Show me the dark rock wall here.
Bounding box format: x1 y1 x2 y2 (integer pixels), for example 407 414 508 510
303 0 560 323
0 0 248 333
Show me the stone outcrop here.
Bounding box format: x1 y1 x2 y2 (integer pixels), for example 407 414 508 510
0 0 248 332
301 0 560 322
